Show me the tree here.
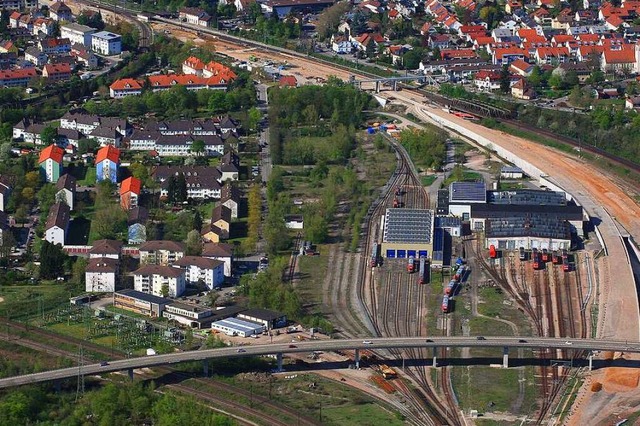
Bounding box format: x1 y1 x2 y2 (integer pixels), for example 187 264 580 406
40 126 57 146
39 240 66 279
208 291 220 307
93 205 127 239
316 1 351 39
36 184 57 214
304 211 328 243
185 229 202 256
365 38 376 58
175 173 187 203
78 138 98 155
72 257 88 287
499 64 511 94
190 139 205 156
548 73 563 89
401 49 423 70
247 107 261 134
192 210 203 232
161 283 169 297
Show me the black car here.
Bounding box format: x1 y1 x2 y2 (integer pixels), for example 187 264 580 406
100 361 109 367
476 336 485 340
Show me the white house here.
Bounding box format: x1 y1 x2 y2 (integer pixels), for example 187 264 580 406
139 240 186 265
202 243 233 277
44 202 70 246
91 31 122 56
85 257 118 293
60 23 96 47
173 256 225 290
0 176 11 212
285 214 304 229
133 264 186 298
55 173 76 210
89 239 123 260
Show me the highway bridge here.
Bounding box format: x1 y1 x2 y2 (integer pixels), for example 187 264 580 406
0 337 638 389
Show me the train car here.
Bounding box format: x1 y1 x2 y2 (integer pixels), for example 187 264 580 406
562 249 568 260
532 248 538 261
445 280 456 295
489 245 497 259
563 256 571 272
541 249 549 262
370 243 380 267
519 247 526 261
453 265 465 282
418 257 427 284
395 186 401 196
532 252 542 270
393 197 399 208
551 251 561 264
407 256 415 273
441 295 450 313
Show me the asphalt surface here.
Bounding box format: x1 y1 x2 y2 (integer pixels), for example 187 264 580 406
0 336 638 389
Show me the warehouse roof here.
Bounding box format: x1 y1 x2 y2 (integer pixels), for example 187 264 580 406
449 182 486 203
471 203 583 220
501 165 524 174
487 189 567 206
211 317 264 333
116 289 169 305
383 208 433 244
485 214 571 240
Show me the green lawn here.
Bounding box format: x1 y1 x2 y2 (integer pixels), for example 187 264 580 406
296 246 329 309
322 403 405 426
77 166 97 186
0 284 71 319
421 175 437 186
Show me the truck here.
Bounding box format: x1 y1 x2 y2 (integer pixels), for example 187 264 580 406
407 256 415 273
378 364 397 379
489 245 497 259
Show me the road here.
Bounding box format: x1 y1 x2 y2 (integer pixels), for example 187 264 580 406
0 336 637 389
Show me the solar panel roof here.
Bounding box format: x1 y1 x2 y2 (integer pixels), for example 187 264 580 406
383 208 433 244
488 189 566 206
449 182 486 203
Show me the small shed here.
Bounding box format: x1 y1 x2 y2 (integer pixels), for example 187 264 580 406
500 165 525 179
284 214 304 229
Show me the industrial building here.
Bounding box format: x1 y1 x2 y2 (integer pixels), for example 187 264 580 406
113 289 169 318
211 317 265 337
237 308 287 330
437 184 584 250
163 303 213 328
381 208 434 259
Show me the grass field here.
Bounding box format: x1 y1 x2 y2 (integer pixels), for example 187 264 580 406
0 284 70 319
322 403 405 426
421 175 438 186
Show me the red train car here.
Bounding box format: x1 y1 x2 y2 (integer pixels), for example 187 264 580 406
407 256 415 273
541 249 549 262
551 251 561 264
489 245 497 259
533 252 542 270
418 257 427 284
441 295 450 313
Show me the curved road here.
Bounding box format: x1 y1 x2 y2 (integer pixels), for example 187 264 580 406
0 336 637 389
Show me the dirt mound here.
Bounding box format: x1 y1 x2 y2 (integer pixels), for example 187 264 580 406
602 368 640 392
602 351 615 360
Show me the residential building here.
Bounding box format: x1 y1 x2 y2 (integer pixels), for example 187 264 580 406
128 206 148 244
331 36 352 54
0 211 8 246
285 214 304 229
57 128 82 148
2 0 38 11
511 78 535 99
625 95 640 110
24 47 47 67
72 47 98 69
109 78 143 98
95 145 120 183
173 256 225 289
85 257 118 293
38 37 71 55
39 144 64 183
42 63 72 82
139 240 185 265
0 68 36 87
178 7 211 27
133 264 186 298
12 118 45 143
114 289 169 317
49 2 73 21
89 239 123 260
202 242 233 276
0 176 11 212
220 151 239 181
60 111 131 136
182 56 205 76
44 201 70 246
601 48 635 74
60 23 96 49
55 173 76 210
262 0 335 18
220 185 240 219
120 176 141 210
210 205 231 239
152 166 222 200
91 31 122 55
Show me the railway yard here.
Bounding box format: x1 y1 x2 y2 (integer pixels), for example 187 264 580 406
137 16 640 426
1 10 639 426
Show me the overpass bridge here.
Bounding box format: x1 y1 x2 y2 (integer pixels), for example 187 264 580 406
0 336 638 389
350 75 441 92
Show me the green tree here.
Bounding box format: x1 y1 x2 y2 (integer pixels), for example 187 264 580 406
72 257 88 287
499 64 511 94
161 283 169 297
190 139 205 156
40 126 57 146
185 229 202 256
248 106 261 134
39 240 66 279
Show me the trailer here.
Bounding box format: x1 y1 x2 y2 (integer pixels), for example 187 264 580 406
407 256 415 273
418 257 427 284
489 245 497 259
441 295 450 313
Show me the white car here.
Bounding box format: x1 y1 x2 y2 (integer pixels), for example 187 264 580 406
565 341 572 345
362 340 372 345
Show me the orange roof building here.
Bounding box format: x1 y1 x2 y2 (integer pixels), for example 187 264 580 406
39 144 64 183
120 176 141 210
95 145 120 183
109 78 143 98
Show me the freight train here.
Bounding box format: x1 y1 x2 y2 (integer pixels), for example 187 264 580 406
541 249 549 262
519 247 526 261
445 280 456 295
563 255 571 272
407 256 415 273
441 295 450 313
370 243 380 267
532 250 542 270
418 256 427 284
552 250 561 264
